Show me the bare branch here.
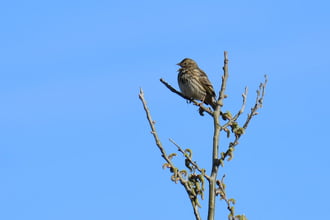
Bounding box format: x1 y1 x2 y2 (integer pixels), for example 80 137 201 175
222 87 248 129
233 87 248 121
221 75 268 161
139 88 202 220
243 75 268 129
217 51 229 108
139 88 170 163
216 175 235 217
169 138 210 181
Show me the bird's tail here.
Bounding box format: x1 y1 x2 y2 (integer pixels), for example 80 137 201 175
206 96 217 110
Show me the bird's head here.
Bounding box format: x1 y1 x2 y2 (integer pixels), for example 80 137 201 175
177 58 198 68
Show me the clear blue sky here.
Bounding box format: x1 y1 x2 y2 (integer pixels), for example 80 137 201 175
1 1 329 220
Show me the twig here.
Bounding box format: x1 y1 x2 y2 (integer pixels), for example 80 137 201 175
217 51 229 108
222 87 248 129
139 88 202 220
216 175 235 217
139 88 170 163
221 75 268 161
243 75 268 129
169 138 210 181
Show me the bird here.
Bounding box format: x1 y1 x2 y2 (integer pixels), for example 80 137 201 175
177 58 217 109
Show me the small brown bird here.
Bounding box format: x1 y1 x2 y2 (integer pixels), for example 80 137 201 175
177 58 217 109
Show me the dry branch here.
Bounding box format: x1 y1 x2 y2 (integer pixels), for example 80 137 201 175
139 88 202 220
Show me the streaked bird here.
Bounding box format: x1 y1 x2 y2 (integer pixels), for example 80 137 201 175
177 58 217 109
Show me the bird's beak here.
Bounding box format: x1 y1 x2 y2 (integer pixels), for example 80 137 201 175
176 63 180 66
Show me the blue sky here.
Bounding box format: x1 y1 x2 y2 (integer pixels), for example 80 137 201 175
1 1 330 219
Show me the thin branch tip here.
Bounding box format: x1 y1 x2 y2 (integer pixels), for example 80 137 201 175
224 51 228 57
139 88 144 95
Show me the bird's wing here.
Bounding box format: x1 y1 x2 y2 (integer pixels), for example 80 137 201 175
194 68 216 97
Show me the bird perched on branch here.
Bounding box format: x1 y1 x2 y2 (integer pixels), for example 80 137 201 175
177 58 217 109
